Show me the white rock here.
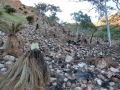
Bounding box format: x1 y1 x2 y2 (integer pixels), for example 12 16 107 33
96 78 102 85
109 82 115 86
97 60 107 69
90 65 95 68
64 78 68 82
110 67 119 73
101 70 105 73
66 64 70 68
78 62 86 68
75 87 82 90
0 63 5 68
4 55 15 61
56 69 61 73
50 77 57 82
65 55 73 63
1 68 7 72
50 69 54 71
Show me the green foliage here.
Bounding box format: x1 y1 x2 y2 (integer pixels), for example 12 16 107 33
19 7 23 10
4 5 11 10
26 16 34 24
4 5 16 14
47 14 60 23
95 26 120 39
24 11 27 15
5 8 16 14
22 4 26 9
0 11 3 17
0 20 25 35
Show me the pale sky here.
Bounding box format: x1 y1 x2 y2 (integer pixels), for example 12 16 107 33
20 0 117 23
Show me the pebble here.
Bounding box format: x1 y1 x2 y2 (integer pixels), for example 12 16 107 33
0 64 5 68
66 81 71 87
64 78 68 82
109 82 115 86
75 87 82 90
1 68 7 72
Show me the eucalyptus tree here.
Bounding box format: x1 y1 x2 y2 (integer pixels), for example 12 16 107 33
70 0 114 46
71 10 94 41
35 2 61 37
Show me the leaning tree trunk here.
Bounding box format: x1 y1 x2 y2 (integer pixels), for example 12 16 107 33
2 34 23 57
90 29 97 43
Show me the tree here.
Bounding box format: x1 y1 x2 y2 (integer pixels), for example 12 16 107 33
69 0 114 46
26 16 34 24
0 20 25 57
35 2 61 37
71 10 94 41
4 5 16 14
0 11 3 17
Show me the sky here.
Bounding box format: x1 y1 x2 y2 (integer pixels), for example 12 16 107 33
20 0 117 23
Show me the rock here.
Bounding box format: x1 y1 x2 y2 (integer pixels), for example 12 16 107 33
112 77 119 83
81 84 87 88
62 83 66 88
65 55 73 63
97 74 105 81
52 82 57 86
106 71 113 78
96 78 102 85
97 59 107 69
0 64 5 68
1 67 7 72
75 87 82 90
64 78 68 82
5 61 13 68
109 82 115 86
4 55 15 61
66 81 71 87
78 62 86 68
87 84 92 90
71 83 76 88
56 69 61 73
109 87 114 90
96 68 101 72
50 78 57 82
110 67 119 73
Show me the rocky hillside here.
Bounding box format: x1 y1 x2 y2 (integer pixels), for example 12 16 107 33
0 0 120 90
94 12 120 27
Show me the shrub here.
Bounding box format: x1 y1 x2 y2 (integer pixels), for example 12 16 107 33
4 5 16 14
4 5 11 10
31 10 33 12
19 7 23 10
0 11 3 17
23 4 26 9
5 7 16 14
26 16 34 24
24 11 27 15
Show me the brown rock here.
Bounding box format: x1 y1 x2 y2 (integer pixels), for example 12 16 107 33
96 68 101 73
81 84 87 88
66 81 71 87
71 83 76 88
109 87 114 90
106 71 112 78
87 84 92 90
97 74 105 81
112 77 119 83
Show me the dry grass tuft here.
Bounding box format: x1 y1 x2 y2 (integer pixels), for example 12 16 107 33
0 50 50 90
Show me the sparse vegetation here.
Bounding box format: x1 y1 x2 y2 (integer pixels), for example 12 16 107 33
4 5 16 14
0 11 3 17
26 16 34 24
